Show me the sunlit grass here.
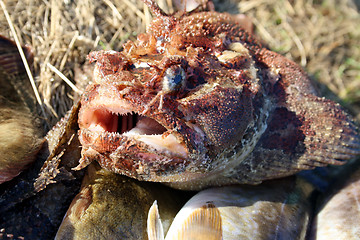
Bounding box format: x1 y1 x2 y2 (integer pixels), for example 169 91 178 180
1 0 359 123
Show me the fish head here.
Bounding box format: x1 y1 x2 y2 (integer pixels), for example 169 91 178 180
77 4 265 183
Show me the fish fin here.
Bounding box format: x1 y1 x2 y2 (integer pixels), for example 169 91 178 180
35 101 83 191
72 154 95 171
259 49 360 164
288 94 360 167
227 48 360 183
232 93 360 183
166 202 222 240
147 200 165 240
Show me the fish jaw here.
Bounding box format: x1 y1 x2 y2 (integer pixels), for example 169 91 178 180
77 80 191 181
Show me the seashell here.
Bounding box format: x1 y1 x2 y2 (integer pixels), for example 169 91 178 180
148 177 313 240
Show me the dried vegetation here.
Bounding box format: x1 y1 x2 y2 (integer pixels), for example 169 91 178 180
0 0 359 128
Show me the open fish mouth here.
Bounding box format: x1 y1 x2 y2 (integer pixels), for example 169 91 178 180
78 96 188 160
85 109 166 136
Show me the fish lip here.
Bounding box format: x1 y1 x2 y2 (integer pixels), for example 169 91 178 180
78 96 189 162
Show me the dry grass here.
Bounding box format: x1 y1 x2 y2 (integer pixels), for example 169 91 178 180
0 0 152 128
0 0 359 128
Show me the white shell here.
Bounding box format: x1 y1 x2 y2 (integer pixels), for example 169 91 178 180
310 167 360 239
149 178 313 240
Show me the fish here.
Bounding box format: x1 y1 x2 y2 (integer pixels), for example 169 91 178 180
0 95 85 239
0 36 85 239
0 36 43 184
148 176 314 240
0 100 42 184
75 0 360 190
0 100 84 239
309 163 360 239
55 162 189 240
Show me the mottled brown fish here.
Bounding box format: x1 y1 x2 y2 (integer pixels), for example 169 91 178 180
55 163 188 240
0 36 84 239
75 0 360 190
0 100 85 239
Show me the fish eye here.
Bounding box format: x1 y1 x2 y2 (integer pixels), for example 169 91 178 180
162 65 186 92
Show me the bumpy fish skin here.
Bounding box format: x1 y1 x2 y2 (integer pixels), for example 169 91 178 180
149 177 313 240
309 164 360 239
55 163 188 240
77 0 360 190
